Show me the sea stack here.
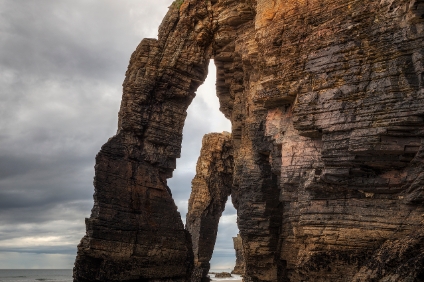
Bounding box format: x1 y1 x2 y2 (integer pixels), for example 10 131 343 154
231 234 245 276
186 133 233 282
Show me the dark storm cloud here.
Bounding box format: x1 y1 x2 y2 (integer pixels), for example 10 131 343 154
0 0 235 269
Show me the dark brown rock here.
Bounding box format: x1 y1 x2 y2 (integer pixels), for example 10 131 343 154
75 0 424 281
73 1 215 281
353 227 424 281
186 133 233 282
215 272 233 278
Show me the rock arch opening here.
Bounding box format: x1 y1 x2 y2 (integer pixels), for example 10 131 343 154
168 60 231 218
209 197 239 273
167 60 238 280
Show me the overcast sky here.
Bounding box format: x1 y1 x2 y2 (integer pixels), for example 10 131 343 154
0 0 236 270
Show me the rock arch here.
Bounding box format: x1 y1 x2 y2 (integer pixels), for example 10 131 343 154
74 0 424 281
73 2 216 281
73 0 248 280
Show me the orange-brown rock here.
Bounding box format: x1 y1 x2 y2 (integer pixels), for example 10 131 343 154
231 234 245 275
186 132 233 282
74 0 424 281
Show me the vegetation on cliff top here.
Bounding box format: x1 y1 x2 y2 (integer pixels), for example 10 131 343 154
173 0 184 9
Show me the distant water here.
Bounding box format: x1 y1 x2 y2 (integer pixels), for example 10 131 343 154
0 269 72 282
0 269 241 282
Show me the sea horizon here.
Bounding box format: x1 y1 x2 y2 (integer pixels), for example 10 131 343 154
0 269 242 282
0 269 73 282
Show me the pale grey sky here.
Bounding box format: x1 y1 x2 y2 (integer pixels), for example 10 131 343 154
0 0 235 270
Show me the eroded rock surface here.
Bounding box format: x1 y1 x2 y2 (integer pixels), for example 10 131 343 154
73 1 214 281
353 228 424 281
75 0 424 281
186 133 233 282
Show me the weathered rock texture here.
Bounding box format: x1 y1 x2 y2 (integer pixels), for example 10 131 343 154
186 133 233 282
75 0 424 281
353 229 424 281
231 234 245 275
73 1 213 280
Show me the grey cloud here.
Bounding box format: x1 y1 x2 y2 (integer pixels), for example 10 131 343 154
168 170 194 218
0 0 170 82
223 196 237 216
0 252 76 269
0 151 95 212
0 246 77 255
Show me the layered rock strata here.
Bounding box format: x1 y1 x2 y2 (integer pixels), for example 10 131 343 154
186 133 233 282
353 229 424 281
75 0 424 281
73 1 214 280
231 234 245 275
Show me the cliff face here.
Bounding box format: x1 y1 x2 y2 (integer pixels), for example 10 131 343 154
186 133 233 282
74 0 424 281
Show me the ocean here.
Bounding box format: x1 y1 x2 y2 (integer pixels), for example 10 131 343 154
0 269 73 282
0 269 241 282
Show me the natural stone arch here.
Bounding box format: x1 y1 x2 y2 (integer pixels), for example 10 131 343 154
73 2 217 281
74 0 424 281
74 0 284 281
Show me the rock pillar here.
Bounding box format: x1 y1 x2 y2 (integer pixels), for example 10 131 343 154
186 133 234 282
231 234 245 275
